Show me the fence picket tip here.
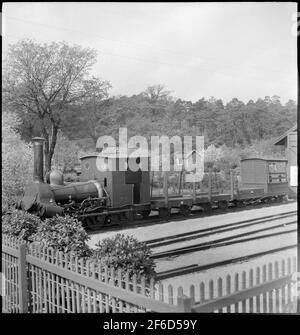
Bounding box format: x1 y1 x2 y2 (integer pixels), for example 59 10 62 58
177 286 184 298
199 281 205 303
190 284 195 305
168 284 174 305
177 294 192 312
2 232 297 314
158 283 164 302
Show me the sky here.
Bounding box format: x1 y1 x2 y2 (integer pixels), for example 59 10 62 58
2 2 298 103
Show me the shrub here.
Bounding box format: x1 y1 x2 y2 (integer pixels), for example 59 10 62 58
93 234 156 280
32 215 92 258
2 112 33 209
2 209 40 242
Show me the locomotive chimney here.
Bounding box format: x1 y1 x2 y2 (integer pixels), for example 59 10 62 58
32 137 45 183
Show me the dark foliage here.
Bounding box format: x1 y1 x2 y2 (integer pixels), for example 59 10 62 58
32 215 92 258
2 210 40 242
93 233 156 280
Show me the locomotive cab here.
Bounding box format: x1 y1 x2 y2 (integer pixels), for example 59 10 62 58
79 148 150 208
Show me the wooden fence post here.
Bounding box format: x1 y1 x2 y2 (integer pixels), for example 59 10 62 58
177 295 192 312
18 244 28 313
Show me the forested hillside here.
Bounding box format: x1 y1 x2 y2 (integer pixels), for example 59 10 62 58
10 85 296 175
16 84 297 151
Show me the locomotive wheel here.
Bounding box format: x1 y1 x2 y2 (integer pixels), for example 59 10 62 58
218 201 228 210
179 204 191 217
158 207 170 220
94 215 106 227
104 215 113 226
81 219 88 229
83 217 96 230
141 210 151 219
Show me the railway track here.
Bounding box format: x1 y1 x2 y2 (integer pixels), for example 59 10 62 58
147 210 297 280
88 200 296 234
151 224 297 259
156 244 297 280
145 210 297 248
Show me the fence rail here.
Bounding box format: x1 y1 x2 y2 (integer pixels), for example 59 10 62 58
2 235 188 313
161 256 297 313
2 234 297 313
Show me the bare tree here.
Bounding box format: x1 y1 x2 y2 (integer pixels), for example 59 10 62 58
3 39 107 172
141 85 173 120
143 84 172 103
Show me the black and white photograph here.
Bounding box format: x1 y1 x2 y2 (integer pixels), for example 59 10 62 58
1 2 298 319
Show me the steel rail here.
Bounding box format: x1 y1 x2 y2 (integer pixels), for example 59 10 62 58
156 244 297 280
146 210 297 247
152 224 297 259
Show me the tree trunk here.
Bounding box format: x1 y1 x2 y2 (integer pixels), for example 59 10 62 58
91 134 98 149
47 123 59 173
42 127 50 175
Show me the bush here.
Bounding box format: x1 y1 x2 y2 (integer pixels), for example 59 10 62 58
2 211 91 258
2 209 40 242
2 112 33 210
93 234 156 280
32 215 92 258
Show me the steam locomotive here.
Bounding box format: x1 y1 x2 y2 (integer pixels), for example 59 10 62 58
17 137 289 228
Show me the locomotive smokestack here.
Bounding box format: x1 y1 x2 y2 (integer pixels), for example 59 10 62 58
32 137 45 183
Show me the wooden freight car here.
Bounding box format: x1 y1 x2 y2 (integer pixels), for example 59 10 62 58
239 157 288 200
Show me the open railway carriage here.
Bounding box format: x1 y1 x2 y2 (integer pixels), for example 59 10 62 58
17 138 289 228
